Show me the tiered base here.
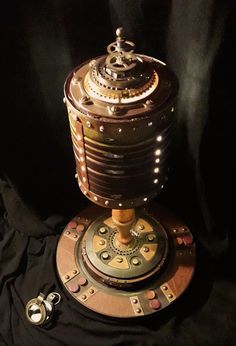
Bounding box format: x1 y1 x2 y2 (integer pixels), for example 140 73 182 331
56 204 195 318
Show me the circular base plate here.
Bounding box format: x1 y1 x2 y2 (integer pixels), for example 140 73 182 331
56 204 195 318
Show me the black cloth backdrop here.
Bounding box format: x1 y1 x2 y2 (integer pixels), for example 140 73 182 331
1 1 236 345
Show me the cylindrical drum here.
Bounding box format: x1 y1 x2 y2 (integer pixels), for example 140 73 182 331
64 28 178 209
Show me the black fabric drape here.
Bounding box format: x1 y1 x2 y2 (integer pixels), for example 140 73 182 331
1 0 236 345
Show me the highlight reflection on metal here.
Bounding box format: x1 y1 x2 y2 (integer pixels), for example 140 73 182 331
25 292 61 326
64 27 178 210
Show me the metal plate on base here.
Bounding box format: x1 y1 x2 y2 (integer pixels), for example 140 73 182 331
56 204 196 318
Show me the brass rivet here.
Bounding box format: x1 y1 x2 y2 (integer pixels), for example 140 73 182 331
73 234 78 239
82 295 87 300
143 246 149 253
136 308 141 313
66 231 70 235
132 299 138 304
138 224 144 230
116 257 123 263
99 240 105 245
65 275 70 280
73 269 77 274
168 294 173 299
89 289 94 294
162 285 168 291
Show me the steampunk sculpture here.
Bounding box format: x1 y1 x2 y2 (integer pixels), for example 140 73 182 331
56 28 195 318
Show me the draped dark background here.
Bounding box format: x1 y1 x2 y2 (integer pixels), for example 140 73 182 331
1 1 236 345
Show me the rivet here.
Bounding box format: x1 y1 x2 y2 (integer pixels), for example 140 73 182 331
154 179 158 184
105 200 109 206
99 240 105 245
173 229 177 233
81 295 87 300
66 231 70 235
136 308 141 313
89 289 94 294
99 227 107 234
161 185 164 189
94 196 98 201
72 269 77 274
101 252 109 260
156 135 162 142
143 246 149 253
116 257 123 263
99 125 104 132
73 234 78 239
168 294 173 298
132 258 140 265
154 167 159 173
65 275 70 280
147 234 155 241
86 121 91 128
132 299 138 304
155 158 160 163
144 197 148 202
75 173 78 179
118 128 122 133
148 122 153 127
162 285 168 290
155 149 161 156
138 224 144 230
119 203 122 207
171 107 175 112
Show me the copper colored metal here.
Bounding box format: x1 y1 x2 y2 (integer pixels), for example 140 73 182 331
112 209 135 245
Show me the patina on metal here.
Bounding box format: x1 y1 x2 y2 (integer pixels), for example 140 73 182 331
56 28 195 318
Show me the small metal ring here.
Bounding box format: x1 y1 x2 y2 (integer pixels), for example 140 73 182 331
47 292 61 305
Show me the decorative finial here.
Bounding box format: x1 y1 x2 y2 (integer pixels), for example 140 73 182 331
116 27 124 39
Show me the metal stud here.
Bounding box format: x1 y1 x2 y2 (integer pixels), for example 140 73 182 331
94 196 98 201
154 179 158 184
132 299 138 304
171 107 175 112
99 240 105 245
81 295 87 300
65 275 70 280
143 247 149 253
139 224 144 230
154 168 159 173
118 128 122 133
99 227 107 234
168 293 173 299
89 289 94 294
116 257 123 263
155 158 160 163
101 252 109 260
132 258 140 265
105 201 109 206
148 122 153 127
156 135 162 142
136 308 141 313
155 149 161 156
86 121 91 128
99 126 104 132
144 197 147 202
